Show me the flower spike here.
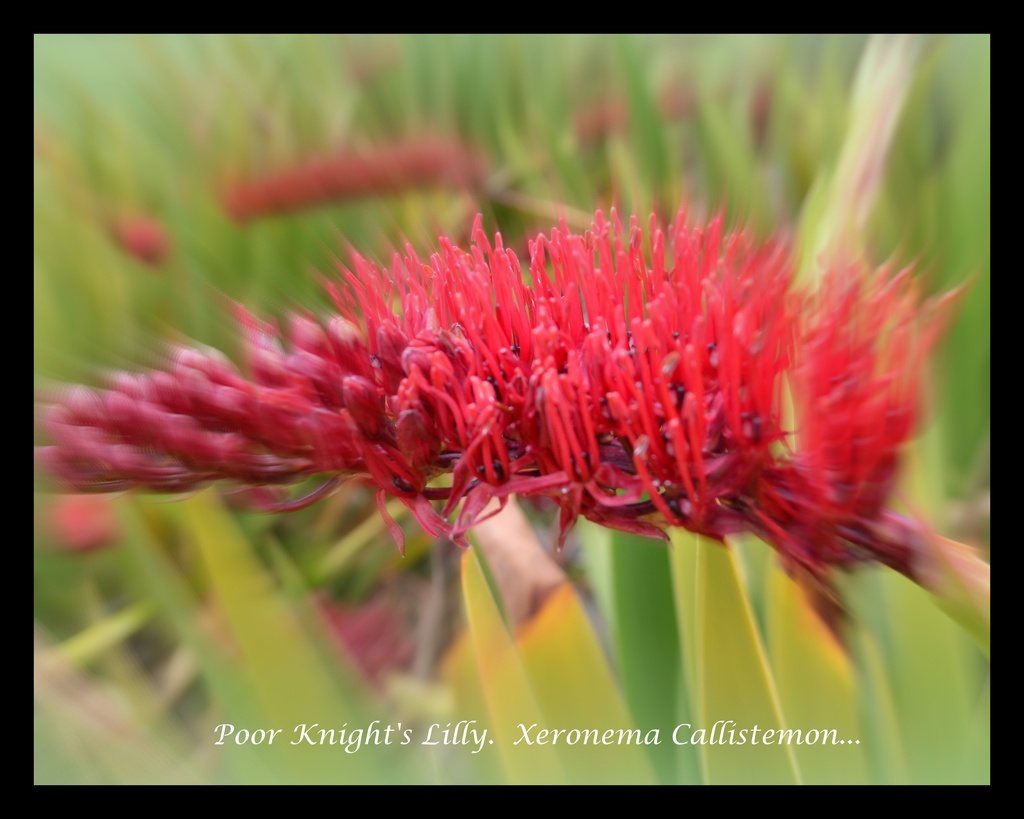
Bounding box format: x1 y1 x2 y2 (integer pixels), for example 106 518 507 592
36 207 953 585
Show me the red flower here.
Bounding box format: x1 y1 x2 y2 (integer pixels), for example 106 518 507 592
222 138 487 222
317 593 416 688
36 208 943 579
574 86 694 144
112 214 170 267
754 264 949 576
44 494 121 553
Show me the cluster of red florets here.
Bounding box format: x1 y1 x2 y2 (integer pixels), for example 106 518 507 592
222 139 486 222
37 208 941 577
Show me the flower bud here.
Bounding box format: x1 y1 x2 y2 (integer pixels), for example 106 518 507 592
396 408 440 477
342 376 384 439
376 324 409 393
328 317 373 380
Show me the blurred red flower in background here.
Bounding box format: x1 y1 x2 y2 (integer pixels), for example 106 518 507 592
112 214 171 267
222 138 487 222
317 594 416 687
44 494 121 553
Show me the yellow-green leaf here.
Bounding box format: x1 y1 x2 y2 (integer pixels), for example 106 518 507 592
881 570 984 784
848 623 909 784
180 490 379 784
766 561 868 783
438 632 505 784
517 583 657 784
461 543 565 784
690 532 801 784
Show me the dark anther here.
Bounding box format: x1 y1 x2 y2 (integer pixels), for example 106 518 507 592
741 411 762 443
666 495 683 519
581 450 591 469
673 383 686 408
672 331 681 340
509 344 521 356
485 375 501 399
474 461 505 482
392 476 415 493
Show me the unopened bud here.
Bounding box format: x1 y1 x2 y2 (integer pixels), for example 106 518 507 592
342 376 384 438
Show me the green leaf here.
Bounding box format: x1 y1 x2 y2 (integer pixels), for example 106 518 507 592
765 561 869 783
676 530 801 784
881 570 984 784
34 625 207 784
517 583 657 784
960 674 990 784
796 35 919 280
693 99 764 229
461 543 565 784
668 526 700 755
615 35 667 201
48 601 154 668
580 520 691 783
847 622 909 784
438 631 506 784
178 490 383 784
